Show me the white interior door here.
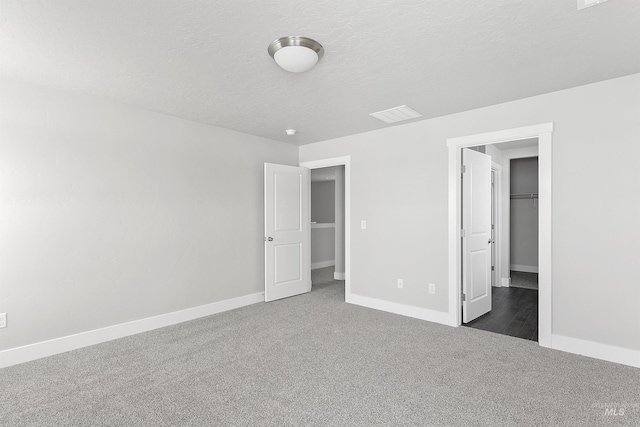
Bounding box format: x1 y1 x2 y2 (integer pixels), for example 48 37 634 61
462 148 492 322
264 163 311 302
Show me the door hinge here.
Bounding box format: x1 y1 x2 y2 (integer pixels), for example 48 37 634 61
491 266 495 271
461 293 466 302
461 165 466 174
461 229 466 237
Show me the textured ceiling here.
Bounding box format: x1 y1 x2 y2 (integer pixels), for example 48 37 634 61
1 1 639 145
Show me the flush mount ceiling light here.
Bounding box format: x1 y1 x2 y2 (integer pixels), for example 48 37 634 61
268 36 324 73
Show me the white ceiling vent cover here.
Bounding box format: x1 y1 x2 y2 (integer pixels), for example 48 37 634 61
369 105 422 124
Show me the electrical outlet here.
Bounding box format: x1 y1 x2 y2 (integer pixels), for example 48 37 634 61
0 313 6 328
397 279 403 289
429 283 436 294
361 220 367 229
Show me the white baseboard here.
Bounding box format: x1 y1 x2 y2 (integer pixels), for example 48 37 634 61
348 294 456 327
334 272 345 280
510 264 539 273
501 277 511 287
311 260 335 270
0 292 264 369
551 334 640 368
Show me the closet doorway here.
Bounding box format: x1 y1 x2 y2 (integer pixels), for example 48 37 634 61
463 140 540 342
310 165 346 294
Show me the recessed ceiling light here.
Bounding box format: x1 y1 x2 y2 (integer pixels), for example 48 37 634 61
369 105 423 124
285 129 297 136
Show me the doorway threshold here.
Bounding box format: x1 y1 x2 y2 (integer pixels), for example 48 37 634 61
464 287 538 342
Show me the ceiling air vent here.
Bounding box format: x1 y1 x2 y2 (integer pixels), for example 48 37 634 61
369 105 422 124
577 0 609 10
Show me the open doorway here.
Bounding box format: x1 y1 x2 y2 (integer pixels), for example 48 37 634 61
300 156 352 302
509 156 539 291
447 123 553 348
310 166 346 292
263 157 351 303
463 143 540 341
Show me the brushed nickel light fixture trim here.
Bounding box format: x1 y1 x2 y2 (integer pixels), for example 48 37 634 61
268 36 324 73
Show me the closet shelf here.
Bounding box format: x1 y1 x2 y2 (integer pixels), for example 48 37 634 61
510 193 538 199
311 222 335 229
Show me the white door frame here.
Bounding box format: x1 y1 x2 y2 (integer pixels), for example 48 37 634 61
300 156 351 302
447 123 553 348
490 163 502 288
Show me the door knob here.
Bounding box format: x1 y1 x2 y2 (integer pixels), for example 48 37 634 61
267 237 274 241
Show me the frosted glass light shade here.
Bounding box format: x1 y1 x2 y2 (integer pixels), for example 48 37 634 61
274 46 319 73
268 36 324 73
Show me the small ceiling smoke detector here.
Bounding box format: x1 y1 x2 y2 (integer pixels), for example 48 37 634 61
268 36 324 73
285 129 297 136
577 0 609 10
369 105 423 124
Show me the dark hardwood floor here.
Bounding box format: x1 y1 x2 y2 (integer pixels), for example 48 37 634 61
464 287 538 341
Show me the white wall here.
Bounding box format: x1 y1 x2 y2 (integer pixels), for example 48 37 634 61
300 74 640 354
311 226 335 267
334 166 345 278
0 78 298 352
311 181 335 223
484 144 502 164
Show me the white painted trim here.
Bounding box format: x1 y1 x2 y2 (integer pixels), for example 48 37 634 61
552 334 640 368
446 123 553 147
447 123 554 349
300 156 351 304
349 294 456 327
0 292 263 369
334 272 345 280
491 164 502 289
311 222 335 229
537 131 552 348
510 264 539 273
311 260 335 270
501 277 511 287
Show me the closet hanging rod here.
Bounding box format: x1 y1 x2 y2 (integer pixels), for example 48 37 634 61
510 193 538 199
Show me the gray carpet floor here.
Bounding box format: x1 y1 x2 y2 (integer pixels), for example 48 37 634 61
312 265 339 286
1 267 638 426
510 270 539 290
